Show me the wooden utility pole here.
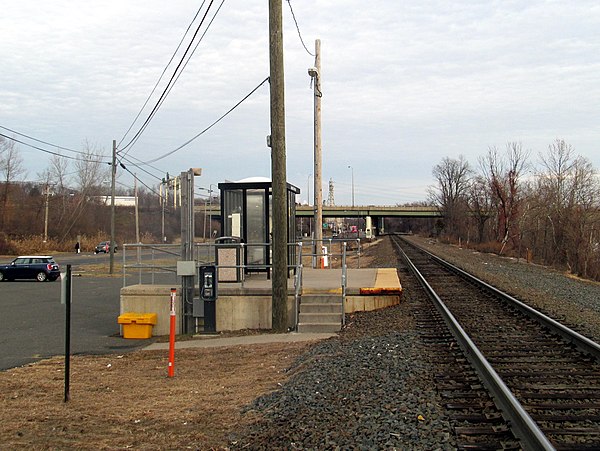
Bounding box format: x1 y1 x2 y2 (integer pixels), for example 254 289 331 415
43 184 51 242
312 39 323 267
269 0 288 332
109 139 116 274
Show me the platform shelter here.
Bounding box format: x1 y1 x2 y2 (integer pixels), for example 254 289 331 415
218 177 300 276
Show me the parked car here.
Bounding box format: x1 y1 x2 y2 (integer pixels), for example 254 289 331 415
0 256 60 282
94 241 118 254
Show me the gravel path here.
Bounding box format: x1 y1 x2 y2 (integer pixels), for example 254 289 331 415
230 235 600 449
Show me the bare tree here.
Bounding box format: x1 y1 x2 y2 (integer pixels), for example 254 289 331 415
535 139 600 276
480 142 529 253
467 175 492 243
0 136 26 228
73 140 109 194
60 140 109 239
429 155 472 238
49 152 70 194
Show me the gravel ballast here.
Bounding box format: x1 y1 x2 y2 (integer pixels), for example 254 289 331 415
231 235 600 449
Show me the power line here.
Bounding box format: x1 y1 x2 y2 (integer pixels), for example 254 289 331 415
0 125 101 158
132 76 270 166
120 0 227 158
119 154 164 183
118 0 223 155
118 162 162 197
117 1 209 149
286 0 314 56
0 132 109 164
120 153 166 179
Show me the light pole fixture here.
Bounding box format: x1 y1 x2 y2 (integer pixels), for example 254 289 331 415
348 165 354 207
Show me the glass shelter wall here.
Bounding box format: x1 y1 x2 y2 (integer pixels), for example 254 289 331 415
246 189 267 266
219 180 299 275
223 189 243 238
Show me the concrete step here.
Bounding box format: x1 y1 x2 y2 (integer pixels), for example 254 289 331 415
301 294 341 304
300 302 342 314
299 312 342 323
297 293 343 334
297 322 341 333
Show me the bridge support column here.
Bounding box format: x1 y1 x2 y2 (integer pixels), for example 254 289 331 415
378 217 385 235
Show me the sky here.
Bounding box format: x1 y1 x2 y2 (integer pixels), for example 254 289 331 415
1 1 600 206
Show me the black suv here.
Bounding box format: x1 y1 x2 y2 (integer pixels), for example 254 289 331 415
0 256 60 282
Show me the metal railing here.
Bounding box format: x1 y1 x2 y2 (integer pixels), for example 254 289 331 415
299 238 361 269
294 242 303 331
122 241 304 287
122 240 353 331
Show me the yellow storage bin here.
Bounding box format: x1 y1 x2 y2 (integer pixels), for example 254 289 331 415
118 312 158 339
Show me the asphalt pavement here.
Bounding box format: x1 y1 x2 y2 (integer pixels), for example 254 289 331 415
0 252 155 370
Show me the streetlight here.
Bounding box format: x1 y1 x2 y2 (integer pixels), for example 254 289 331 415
348 165 354 207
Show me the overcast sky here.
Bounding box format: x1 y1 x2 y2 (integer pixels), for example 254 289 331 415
2 1 600 206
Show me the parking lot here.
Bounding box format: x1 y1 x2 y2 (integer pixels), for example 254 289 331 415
0 253 154 370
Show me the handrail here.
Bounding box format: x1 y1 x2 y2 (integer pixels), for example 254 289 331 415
299 238 361 269
122 240 327 288
294 242 303 331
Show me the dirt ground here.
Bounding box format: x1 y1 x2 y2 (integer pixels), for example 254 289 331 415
0 237 399 450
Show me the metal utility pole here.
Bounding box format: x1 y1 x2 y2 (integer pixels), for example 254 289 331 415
269 0 288 332
134 174 140 243
309 39 323 267
348 165 355 207
161 173 169 243
109 140 117 274
180 169 195 334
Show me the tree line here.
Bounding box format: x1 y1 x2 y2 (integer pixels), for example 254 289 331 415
0 136 184 254
429 139 600 281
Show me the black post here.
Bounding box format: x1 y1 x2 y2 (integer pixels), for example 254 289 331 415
64 264 72 403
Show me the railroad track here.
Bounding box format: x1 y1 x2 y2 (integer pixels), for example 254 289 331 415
392 235 600 450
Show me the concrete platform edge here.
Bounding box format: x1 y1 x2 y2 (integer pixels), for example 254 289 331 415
143 332 338 351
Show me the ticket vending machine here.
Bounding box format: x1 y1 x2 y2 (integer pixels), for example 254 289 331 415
199 265 217 333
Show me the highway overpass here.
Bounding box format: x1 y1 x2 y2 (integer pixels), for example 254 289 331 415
195 204 441 219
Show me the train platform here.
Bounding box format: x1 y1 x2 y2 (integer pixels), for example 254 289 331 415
216 267 402 296
122 267 402 336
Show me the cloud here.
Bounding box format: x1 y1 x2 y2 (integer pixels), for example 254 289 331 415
1 0 600 206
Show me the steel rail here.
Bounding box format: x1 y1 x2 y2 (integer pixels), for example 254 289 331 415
408 238 600 360
392 236 555 451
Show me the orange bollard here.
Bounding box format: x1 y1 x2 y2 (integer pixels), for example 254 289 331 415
168 288 176 377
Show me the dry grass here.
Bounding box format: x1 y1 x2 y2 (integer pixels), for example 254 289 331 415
1 343 313 449
0 236 399 449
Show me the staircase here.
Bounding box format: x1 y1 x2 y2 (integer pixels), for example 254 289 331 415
297 293 343 333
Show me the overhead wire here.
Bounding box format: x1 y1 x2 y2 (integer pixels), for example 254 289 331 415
286 0 314 56
118 0 221 155
118 0 226 159
118 163 162 196
0 132 109 164
117 1 208 149
132 76 270 166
